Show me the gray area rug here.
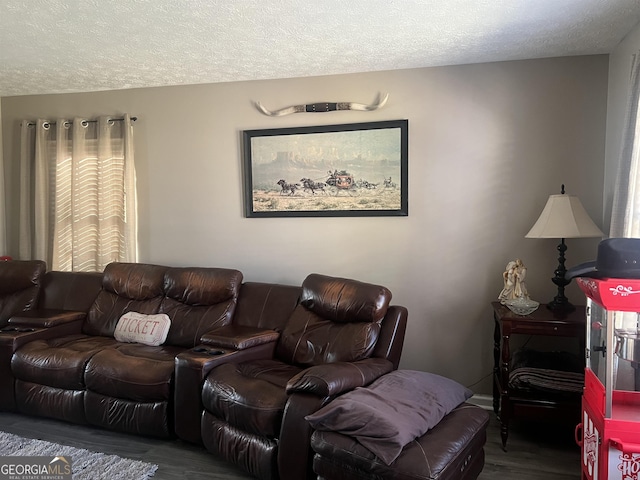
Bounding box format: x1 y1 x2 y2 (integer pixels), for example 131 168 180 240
0 431 157 479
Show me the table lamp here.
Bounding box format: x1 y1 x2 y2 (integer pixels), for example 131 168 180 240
525 185 603 313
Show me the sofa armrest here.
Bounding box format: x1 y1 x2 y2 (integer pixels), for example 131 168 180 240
286 358 394 397
174 341 277 444
200 325 279 350
8 309 86 329
279 358 394 480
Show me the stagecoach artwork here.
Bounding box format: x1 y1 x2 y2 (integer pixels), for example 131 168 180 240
326 170 355 190
278 170 393 197
243 120 408 217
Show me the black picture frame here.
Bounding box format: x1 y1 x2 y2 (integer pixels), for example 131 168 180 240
242 119 408 217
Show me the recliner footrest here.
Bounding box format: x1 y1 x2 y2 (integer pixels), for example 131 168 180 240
311 403 489 480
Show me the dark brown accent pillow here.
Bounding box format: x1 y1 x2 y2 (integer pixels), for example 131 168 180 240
305 370 473 465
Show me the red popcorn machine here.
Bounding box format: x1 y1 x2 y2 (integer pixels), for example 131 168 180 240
575 277 640 480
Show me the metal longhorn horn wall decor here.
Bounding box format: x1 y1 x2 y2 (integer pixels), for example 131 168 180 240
255 93 389 117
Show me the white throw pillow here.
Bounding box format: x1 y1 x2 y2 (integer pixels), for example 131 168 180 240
114 312 171 346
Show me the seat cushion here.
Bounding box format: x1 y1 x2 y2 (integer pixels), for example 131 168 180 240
85 343 182 401
311 404 490 480
11 334 119 389
202 360 302 437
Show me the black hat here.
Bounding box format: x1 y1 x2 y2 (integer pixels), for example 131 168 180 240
565 238 640 280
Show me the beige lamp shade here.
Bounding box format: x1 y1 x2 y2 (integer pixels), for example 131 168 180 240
525 194 604 239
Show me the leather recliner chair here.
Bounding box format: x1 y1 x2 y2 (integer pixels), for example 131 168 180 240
200 273 408 480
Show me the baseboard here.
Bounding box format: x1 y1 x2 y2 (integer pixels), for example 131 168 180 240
468 394 493 410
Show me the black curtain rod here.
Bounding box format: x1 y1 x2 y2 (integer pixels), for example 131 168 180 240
24 117 137 128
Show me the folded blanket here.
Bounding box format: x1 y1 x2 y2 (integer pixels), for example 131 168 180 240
509 367 584 393
508 348 584 393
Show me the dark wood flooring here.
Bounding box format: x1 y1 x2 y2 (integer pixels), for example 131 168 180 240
0 411 580 479
479 416 581 479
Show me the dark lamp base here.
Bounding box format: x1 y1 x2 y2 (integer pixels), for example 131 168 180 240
547 237 576 315
546 298 576 314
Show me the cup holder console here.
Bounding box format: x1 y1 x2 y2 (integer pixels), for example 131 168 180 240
192 346 225 356
0 327 36 333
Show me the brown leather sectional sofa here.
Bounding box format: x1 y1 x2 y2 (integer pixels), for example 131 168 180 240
0 260 410 480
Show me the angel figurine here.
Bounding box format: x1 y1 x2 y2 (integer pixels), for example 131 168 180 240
498 258 529 304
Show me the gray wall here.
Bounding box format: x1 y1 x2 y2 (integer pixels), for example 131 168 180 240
1 56 609 394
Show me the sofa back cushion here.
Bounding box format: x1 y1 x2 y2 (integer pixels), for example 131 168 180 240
39 270 103 311
233 282 301 331
0 260 46 325
275 274 390 367
159 267 243 347
83 263 168 337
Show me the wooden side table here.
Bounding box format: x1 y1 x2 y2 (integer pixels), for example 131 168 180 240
492 301 585 450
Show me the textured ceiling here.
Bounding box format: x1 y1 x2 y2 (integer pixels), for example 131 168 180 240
1 0 640 97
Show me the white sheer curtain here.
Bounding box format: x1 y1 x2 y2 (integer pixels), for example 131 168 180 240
19 115 137 271
610 51 640 237
606 52 640 390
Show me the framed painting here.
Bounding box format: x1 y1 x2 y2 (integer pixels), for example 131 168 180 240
242 119 408 217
